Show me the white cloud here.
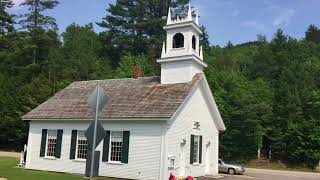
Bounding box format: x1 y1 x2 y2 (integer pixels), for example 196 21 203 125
272 9 296 27
231 9 240 17
263 0 296 27
241 21 265 31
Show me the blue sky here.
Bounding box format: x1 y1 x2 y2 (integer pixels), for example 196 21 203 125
9 0 320 46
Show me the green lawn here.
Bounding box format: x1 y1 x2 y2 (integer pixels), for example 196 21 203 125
0 157 116 180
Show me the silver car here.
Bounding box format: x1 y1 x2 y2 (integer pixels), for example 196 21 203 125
218 159 245 175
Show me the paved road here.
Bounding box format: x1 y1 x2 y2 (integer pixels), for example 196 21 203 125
214 168 320 180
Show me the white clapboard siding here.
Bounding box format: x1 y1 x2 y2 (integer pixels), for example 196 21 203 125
26 121 163 180
166 85 219 178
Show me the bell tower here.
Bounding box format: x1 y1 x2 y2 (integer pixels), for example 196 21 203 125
157 4 207 84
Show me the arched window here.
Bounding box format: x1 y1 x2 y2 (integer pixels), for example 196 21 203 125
192 35 196 50
173 33 184 48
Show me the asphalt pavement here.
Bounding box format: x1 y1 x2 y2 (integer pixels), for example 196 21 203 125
212 168 320 180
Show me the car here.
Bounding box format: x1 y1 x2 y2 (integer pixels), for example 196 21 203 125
218 159 245 175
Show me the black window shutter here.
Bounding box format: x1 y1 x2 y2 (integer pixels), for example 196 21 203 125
190 135 194 164
69 130 77 159
199 136 202 164
40 129 48 157
55 129 63 158
121 131 130 164
102 131 110 162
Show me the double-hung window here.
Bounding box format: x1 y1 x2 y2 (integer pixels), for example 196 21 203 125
190 135 202 164
76 131 88 160
40 129 63 158
193 135 200 163
46 130 58 157
109 131 123 162
102 130 130 164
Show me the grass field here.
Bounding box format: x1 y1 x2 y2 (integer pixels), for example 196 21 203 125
0 157 116 180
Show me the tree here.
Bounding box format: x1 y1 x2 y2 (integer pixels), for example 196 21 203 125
0 74 29 149
200 25 210 52
61 23 113 82
18 0 59 64
246 29 320 167
226 41 233 48
0 0 14 36
206 57 273 162
98 0 189 67
114 53 155 78
305 24 320 44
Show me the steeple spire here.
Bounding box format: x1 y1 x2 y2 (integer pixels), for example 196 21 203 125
161 42 166 58
200 46 203 60
195 11 199 25
167 7 172 25
187 4 192 21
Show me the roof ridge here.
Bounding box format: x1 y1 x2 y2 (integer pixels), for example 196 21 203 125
71 76 160 83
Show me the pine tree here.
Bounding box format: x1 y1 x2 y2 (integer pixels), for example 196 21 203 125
305 24 320 44
200 25 210 52
18 0 59 64
61 23 113 81
0 0 14 36
114 53 155 78
98 0 189 67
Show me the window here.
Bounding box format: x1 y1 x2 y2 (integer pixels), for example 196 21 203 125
192 35 196 50
102 131 130 163
173 33 184 48
109 131 123 162
46 130 57 157
193 135 200 163
190 135 202 164
76 131 88 159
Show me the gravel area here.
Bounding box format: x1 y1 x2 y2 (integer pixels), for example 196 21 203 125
0 151 20 158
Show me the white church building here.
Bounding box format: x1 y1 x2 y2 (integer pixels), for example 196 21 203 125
22 5 225 180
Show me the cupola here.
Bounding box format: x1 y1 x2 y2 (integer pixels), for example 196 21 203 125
157 4 207 84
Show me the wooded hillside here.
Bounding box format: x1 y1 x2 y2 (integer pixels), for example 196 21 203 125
1 0 320 168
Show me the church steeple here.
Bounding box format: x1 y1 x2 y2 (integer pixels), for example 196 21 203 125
157 4 207 84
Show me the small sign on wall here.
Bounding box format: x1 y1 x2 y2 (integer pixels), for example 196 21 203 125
193 121 200 130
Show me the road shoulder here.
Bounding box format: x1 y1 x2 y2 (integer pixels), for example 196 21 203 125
0 151 20 158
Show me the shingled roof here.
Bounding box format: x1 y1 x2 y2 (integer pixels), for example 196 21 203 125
22 74 203 120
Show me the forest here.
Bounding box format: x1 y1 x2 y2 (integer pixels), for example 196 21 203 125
1 0 320 168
